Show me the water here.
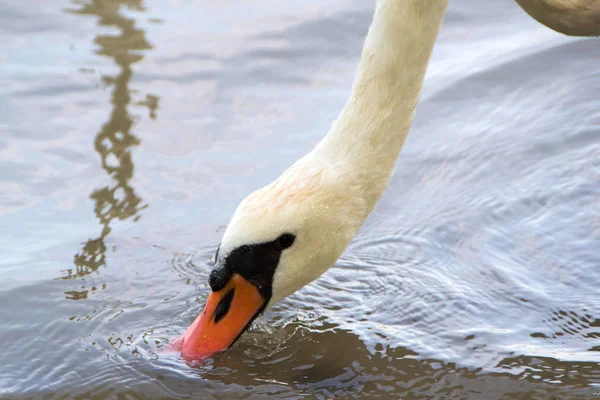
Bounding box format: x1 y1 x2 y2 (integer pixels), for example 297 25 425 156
1 0 599 398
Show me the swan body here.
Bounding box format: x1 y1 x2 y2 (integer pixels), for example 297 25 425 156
515 0 600 36
178 0 597 361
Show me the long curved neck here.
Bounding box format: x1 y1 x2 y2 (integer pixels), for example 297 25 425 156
315 0 448 210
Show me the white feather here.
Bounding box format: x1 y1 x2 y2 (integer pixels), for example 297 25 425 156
219 0 449 307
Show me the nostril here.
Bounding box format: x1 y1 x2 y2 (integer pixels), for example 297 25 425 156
208 266 231 292
213 288 235 323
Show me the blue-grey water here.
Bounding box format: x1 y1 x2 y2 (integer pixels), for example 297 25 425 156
1 0 599 398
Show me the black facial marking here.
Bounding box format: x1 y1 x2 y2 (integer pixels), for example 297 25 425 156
211 233 296 302
213 288 235 323
209 266 231 292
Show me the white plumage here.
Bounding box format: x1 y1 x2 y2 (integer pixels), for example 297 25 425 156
219 0 449 307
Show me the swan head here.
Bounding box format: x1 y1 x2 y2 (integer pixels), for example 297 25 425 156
178 155 367 361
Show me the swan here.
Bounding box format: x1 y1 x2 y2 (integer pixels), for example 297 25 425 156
176 0 596 361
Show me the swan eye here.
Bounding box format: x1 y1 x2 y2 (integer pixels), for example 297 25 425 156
277 233 295 250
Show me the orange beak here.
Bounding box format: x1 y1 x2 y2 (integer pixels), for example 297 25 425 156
179 273 265 361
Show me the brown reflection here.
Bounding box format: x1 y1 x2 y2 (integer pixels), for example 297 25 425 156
176 320 598 398
61 0 157 297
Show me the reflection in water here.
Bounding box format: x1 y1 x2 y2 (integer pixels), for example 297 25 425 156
61 0 157 299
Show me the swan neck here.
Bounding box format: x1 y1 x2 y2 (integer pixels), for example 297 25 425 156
316 0 448 206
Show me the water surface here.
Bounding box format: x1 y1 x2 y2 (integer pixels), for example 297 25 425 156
1 0 599 398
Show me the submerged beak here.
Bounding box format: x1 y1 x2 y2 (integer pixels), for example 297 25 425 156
179 273 265 361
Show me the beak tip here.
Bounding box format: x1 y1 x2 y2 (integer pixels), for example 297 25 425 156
170 335 215 363
169 335 184 351
177 274 265 362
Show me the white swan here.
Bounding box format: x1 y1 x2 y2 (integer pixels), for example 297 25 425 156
177 0 597 360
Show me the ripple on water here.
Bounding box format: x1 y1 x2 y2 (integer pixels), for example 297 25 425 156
2 0 600 397
169 245 215 287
